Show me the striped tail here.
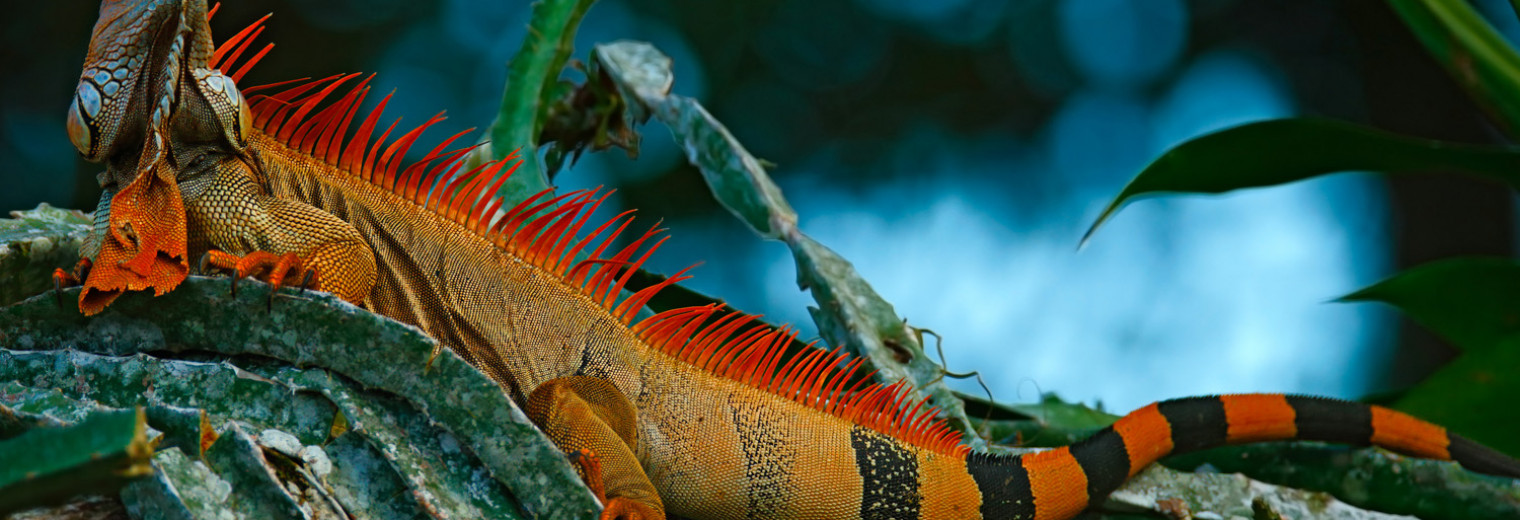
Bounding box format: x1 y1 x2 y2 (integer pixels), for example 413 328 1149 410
966 394 1520 520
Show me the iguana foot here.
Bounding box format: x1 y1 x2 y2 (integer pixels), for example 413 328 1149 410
568 449 607 499
202 250 317 310
528 377 666 520
599 497 662 520
569 449 661 520
52 258 92 308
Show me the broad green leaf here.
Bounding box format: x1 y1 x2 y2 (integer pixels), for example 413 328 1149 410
1083 118 1520 245
1339 257 1520 354
1000 397 1117 438
1392 0 1520 138
1393 339 1520 458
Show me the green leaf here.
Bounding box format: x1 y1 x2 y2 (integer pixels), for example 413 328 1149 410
0 407 152 514
1393 339 1520 458
1336 258 1518 459
1339 257 1520 354
962 392 1118 448
1083 118 1520 245
474 0 599 206
1392 0 1520 138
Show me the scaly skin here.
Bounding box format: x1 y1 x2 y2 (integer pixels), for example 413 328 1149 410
63 2 1520 519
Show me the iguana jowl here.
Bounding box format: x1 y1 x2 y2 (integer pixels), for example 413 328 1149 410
60 1 1520 519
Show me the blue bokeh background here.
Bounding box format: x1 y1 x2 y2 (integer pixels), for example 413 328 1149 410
4 0 1516 414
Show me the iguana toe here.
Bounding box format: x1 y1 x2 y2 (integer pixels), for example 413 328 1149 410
567 448 607 501
568 449 661 520
601 497 661 520
203 249 314 309
52 259 91 308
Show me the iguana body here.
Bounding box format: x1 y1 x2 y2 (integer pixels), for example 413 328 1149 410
61 2 1520 519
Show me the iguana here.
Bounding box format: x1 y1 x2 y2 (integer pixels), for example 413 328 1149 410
56 1 1520 519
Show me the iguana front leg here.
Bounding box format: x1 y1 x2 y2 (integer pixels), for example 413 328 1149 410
181 153 377 306
526 376 665 520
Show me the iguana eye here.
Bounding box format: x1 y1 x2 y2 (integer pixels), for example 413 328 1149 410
196 69 251 147
66 95 93 157
66 82 102 158
235 93 252 145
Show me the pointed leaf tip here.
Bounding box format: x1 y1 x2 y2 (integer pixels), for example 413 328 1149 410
1082 117 1520 247
1079 200 1126 250
1336 257 1520 354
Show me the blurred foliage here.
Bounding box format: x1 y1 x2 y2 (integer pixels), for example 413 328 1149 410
1391 0 1520 138
1084 0 1520 468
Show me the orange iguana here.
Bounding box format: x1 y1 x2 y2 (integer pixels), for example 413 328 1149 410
57 1 1520 519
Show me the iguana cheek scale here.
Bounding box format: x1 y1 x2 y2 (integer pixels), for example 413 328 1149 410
66 4 1520 520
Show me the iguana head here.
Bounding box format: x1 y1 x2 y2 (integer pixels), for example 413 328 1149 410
68 0 255 314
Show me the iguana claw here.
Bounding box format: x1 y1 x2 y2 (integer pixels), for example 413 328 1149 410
568 449 606 499
568 449 661 520
297 269 316 296
52 259 91 309
202 249 315 310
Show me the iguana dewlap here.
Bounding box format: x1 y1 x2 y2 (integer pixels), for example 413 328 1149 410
61 2 1520 519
